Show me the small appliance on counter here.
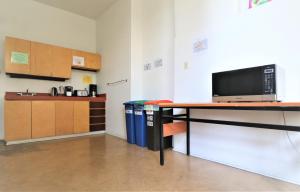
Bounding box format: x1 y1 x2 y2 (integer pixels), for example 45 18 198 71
64 86 73 97
58 86 65 95
50 87 58 96
74 89 89 97
89 84 98 97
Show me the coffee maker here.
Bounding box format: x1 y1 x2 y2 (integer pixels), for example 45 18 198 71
64 86 73 97
89 84 97 97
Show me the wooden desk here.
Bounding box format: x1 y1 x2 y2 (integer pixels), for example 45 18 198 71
158 102 300 166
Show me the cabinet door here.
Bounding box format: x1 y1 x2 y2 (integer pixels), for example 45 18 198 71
72 50 101 71
32 101 55 139
74 101 89 134
52 46 72 79
4 101 31 141
31 41 53 76
55 101 74 136
86 53 101 71
4 37 31 74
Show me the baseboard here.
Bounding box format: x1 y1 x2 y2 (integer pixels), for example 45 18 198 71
0 140 5 146
106 131 126 140
5 131 106 145
173 148 300 186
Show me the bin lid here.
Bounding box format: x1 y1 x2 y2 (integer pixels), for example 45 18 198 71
123 101 136 105
144 100 173 105
124 100 149 106
133 100 149 106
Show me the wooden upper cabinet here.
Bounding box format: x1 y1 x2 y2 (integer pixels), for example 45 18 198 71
74 101 89 134
55 101 74 136
32 101 55 139
72 50 101 71
31 42 72 79
31 41 53 77
86 53 101 70
4 101 32 141
5 36 100 78
52 46 72 79
4 37 31 74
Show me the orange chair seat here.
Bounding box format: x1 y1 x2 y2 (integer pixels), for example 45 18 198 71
163 121 186 137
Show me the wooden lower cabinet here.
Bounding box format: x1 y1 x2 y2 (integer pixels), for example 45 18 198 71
4 99 103 142
4 101 31 141
32 101 55 139
55 101 74 136
74 101 89 134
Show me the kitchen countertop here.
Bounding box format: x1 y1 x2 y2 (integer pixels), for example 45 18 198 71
5 92 106 102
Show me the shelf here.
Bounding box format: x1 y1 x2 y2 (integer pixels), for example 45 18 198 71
90 123 105 126
90 115 105 118
90 108 105 110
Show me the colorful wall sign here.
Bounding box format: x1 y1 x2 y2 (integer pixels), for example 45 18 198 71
11 52 29 64
73 56 85 67
249 0 272 9
82 75 93 84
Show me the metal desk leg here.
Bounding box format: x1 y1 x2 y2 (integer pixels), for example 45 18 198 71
186 108 190 156
159 107 164 166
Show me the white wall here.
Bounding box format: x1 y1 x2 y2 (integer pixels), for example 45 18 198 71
174 0 300 185
96 0 131 139
130 0 143 100
0 0 97 139
96 0 174 139
131 0 174 100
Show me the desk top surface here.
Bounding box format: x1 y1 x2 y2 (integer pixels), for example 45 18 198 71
158 102 300 108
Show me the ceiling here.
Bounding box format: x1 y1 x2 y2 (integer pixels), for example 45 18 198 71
34 0 117 19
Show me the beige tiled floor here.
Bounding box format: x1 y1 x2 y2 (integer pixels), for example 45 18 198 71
0 135 299 191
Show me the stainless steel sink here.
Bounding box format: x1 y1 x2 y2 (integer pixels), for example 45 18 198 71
17 89 37 96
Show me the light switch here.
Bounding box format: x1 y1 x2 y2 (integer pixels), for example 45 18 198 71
184 62 189 70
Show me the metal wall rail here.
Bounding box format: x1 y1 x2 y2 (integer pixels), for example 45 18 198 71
107 79 128 86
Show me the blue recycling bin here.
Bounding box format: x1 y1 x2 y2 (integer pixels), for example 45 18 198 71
134 101 148 147
124 102 136 144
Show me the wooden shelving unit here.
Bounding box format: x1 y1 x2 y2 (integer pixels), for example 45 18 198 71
89 102 105 131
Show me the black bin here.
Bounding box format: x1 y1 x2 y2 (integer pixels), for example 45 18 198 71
144 100 173 151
